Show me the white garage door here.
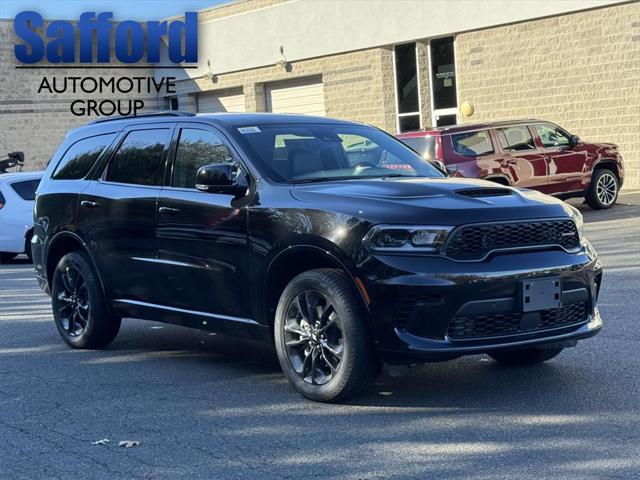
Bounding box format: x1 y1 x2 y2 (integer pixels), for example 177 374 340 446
197 88 245 113
266 76 325 116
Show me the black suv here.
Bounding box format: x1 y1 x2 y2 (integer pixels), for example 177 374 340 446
33 112 603 402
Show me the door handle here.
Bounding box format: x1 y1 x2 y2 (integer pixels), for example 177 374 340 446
158 206 181 215
505 159 518 165
80 200 100 209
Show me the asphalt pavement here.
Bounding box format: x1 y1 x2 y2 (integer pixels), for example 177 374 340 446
0 192 638 480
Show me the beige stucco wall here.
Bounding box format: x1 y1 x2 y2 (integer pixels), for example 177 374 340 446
456 2 640 189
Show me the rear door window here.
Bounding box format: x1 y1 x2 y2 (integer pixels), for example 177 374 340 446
497 126 536 151
53 133 116 180
10 179 40 200
451 131 493 156
105 129 170 186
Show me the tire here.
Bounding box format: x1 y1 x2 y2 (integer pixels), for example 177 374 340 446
0 252 17 263
51 251 121 349
24 231 33 263
488 346 563 366
586 169 618 209
274 269 377 402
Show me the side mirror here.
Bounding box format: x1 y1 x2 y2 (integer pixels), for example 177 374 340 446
569 135 580 147
195 163 247 197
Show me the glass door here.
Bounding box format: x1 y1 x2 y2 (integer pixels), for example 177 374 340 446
429 36 458 127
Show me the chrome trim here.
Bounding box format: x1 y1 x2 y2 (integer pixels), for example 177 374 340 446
132 257 192 268
114 299 258 325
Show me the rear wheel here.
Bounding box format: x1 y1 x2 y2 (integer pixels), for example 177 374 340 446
586 169 618 209
51 251 121 349
274 269 377 402
488 346 563 366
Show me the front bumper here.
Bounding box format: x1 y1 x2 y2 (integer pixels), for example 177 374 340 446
362 243 603 363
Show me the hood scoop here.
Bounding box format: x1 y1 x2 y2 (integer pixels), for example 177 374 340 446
455 188 512 198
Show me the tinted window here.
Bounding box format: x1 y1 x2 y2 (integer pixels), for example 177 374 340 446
451 131 493 156
497 126 536 151
53 134 116 180
399 136 436 160
10 179 40 201
106 129 169 186
173 129 236 189
535 124 571 148
236 123 443 183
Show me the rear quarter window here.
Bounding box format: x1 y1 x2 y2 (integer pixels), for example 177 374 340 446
10 179 40 201
53 133 117 180
451 131 494 157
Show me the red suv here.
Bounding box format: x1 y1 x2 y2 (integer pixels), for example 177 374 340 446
397 120 624 209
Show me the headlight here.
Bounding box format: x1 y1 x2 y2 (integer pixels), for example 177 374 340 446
568 205 585 244
363 225 452 253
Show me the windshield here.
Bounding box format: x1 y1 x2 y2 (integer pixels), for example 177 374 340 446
233 123 444 183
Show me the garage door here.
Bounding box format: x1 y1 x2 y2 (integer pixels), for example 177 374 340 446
197 88 245 113
266 76 325 116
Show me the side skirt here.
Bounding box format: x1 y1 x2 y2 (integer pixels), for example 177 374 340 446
111 299 272 342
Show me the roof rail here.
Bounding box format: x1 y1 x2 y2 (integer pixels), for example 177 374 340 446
88 111 196 125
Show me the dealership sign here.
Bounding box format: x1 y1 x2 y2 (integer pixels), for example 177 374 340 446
14 11 198 64
12 11 199 116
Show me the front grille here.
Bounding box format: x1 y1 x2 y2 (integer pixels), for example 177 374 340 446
444 219 579 261
447 302 588 340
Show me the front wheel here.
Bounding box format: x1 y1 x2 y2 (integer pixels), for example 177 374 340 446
488 346 563 366
274 269 378 402
51 251 121 349
586 169 618 209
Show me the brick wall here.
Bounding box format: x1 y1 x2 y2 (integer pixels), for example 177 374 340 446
0 21 160 171
456 2 640 189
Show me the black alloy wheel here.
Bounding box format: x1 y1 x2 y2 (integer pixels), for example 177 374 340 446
52 251 121 349
54 264 90 337
274 269 379 402
283 289 344 386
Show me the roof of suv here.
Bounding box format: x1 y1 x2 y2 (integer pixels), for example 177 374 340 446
398 119 549 137
0 171 44 183
80 111 360 129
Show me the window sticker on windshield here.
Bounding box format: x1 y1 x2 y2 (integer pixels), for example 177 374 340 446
238 126 261 134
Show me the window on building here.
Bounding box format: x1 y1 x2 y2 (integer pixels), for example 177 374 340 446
173 129 237 189
430 37 457 110
167 97 179 111
451 131 494 157
52 133 116 180
534 124 571 148
105 129 169 186
10 179 40 201
497 126 536 152
394 43 420 133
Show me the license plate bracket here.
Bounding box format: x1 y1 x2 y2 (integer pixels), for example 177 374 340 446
521 277 562 312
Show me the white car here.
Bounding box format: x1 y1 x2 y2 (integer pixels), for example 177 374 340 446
0 171 42 263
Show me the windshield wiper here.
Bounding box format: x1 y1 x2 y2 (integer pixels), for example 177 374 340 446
291 176 359 184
